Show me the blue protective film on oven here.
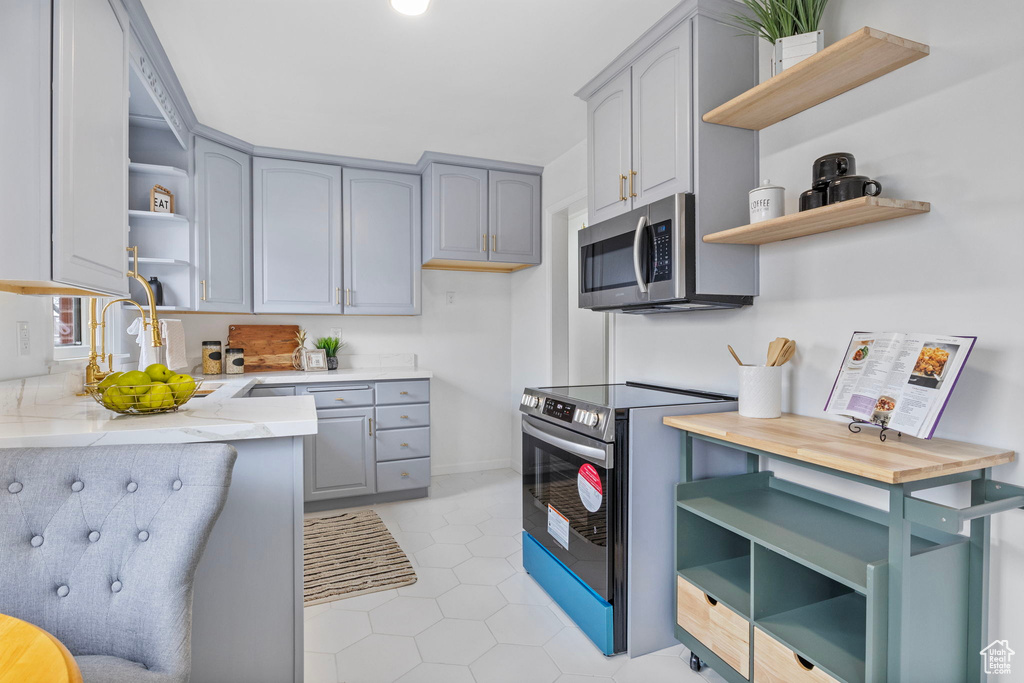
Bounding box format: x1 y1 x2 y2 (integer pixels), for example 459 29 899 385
522 531 615 655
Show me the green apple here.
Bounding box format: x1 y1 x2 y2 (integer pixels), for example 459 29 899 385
166 374 196 403
144 363 174 383
116 370 152 396
97 372 123 391
102 386 136 411
138 383 175 411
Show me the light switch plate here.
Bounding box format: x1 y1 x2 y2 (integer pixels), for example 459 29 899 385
445 291 455 305
16 321 30 356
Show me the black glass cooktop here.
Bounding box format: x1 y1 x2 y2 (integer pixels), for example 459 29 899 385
538 383 730 410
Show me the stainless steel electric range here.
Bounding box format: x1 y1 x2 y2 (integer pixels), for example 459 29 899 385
519 382 740 656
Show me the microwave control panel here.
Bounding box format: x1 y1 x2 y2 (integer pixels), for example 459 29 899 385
543 398 576 423
650 220 672 283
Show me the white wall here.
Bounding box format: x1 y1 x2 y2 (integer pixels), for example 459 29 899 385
142 269 512 475
509 140 588 471
612 1 1024 651
0 293 57 380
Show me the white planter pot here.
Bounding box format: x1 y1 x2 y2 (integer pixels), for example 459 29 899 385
773 30 824 76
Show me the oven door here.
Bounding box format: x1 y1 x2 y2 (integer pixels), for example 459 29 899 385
521 415 617 600
578 205 651 310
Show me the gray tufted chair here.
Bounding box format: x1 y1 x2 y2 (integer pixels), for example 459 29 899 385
0 443 237 683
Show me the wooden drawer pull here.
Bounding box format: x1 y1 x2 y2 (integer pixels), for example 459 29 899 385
704 594 718 607
795 654 815 671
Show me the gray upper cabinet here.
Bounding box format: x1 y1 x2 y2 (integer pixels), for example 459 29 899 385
343 168 422 315
422 163 488 264
587 69 632 224
489 171 541 264
631 21 692 207
0 0 130 297
304 407 375 501
253 158 342 314
195 137 252 313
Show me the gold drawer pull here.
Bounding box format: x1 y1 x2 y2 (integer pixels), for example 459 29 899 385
334 397 345 401
401 471 410 477
400 415 409 419
399 391 409 395
400 443 409 447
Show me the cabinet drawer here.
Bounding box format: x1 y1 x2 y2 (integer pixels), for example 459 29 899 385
248 385 296 397
676 576 749 678
306 385 374 409
377 457 430 492
376 380 429 405
753 629 838 683
376 403 430 430
377 427 430 462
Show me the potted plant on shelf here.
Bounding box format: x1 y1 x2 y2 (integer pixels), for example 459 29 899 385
314 336 345 371
733 0 829 77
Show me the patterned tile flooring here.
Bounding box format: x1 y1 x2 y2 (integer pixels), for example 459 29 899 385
304 469 727 683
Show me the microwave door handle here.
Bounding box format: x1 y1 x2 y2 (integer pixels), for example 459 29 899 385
632 215 649 293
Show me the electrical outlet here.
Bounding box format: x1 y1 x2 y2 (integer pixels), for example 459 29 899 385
445 291 455 305
329 328 343 339
16 321 30 356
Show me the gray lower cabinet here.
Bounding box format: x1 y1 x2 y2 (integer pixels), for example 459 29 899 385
343 168 422 315
253 158 342 314
0 0 130 297
195 137 252 313
304 407 375 501
489 171 541 265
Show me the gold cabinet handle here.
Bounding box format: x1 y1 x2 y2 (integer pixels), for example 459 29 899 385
200 279 207 301
492 235 497 252
400 442 409 447
401 472 410 477
335 287 340 305
629 170 637 198
346 288 352 306
482 234 488 252
334 397 345 401
618 174 627 202
400 415 409 419
368 417 373 436
399 391 409 395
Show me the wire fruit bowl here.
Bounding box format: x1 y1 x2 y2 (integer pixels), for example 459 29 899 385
84 379 204 415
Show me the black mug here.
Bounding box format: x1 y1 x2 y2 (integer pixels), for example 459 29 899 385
812 152 856 188
799 187 827 212
827 175 882 204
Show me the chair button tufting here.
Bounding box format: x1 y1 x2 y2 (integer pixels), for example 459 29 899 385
71 480 84 492
138 530 150 542
88 531 100 543
126 481 138 493
56 585 69 598
8 482 22 494
111 581 122 593
30 535 43 548
172 479 182 491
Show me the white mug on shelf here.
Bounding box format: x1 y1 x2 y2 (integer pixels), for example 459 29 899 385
738 366 782 419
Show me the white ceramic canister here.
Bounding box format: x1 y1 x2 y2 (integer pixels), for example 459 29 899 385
748 179 785 224
738 366 782 419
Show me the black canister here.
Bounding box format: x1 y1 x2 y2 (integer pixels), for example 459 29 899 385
148 276 164 306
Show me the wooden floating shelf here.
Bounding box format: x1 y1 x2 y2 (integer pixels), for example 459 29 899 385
128 210 188 224
703 197 930 246
129 162 188 178
703 27 929 130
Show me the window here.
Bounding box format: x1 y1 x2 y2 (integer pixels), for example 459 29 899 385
53 297 83 348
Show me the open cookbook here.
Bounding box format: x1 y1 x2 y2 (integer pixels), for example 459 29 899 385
824 331 976 439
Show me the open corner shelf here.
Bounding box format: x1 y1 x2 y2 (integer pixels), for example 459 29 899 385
129 162 188 178
703 197 930 245
703 27 929 130
128 210 189 224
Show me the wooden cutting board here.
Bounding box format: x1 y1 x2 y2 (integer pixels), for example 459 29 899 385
227 325 300 372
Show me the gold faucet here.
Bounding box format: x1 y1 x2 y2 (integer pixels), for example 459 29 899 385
84 246 163 385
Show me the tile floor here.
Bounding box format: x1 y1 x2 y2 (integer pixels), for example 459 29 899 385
304 468 728 683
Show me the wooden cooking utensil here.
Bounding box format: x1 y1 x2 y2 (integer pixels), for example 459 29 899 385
766 337 787 366
727 345 744 366
775 339 797 366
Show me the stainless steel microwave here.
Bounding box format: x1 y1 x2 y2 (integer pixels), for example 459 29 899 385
578 193 755 314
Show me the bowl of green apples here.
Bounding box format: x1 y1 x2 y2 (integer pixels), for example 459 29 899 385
85 364 201 415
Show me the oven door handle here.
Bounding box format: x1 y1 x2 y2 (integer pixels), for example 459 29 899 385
523 416 613 467
632 215 649 293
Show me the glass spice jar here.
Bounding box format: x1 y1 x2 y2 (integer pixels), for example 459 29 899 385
202 341 223 375
225 347 245 375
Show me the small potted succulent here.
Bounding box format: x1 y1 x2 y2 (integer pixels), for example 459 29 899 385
314 336 345 371
733 0 829 77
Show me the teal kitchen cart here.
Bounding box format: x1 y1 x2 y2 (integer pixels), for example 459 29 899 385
663 412 1018 683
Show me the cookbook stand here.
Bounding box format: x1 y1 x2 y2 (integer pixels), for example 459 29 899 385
848 418 902 442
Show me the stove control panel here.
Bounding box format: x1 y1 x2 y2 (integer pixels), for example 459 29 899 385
573 409 600 428
543 398 576 423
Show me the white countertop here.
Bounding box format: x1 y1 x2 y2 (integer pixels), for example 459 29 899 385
0 367 431 449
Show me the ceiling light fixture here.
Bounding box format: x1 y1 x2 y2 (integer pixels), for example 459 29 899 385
390 0 430 16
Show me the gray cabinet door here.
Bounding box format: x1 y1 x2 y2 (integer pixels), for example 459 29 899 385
587 69 632 225
304 407 375 501
195 137 252 313
343 168 421 315
488 171 541 265
423 163 488 263
631 20 693 206
253 158 342 314
50 0 130 296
